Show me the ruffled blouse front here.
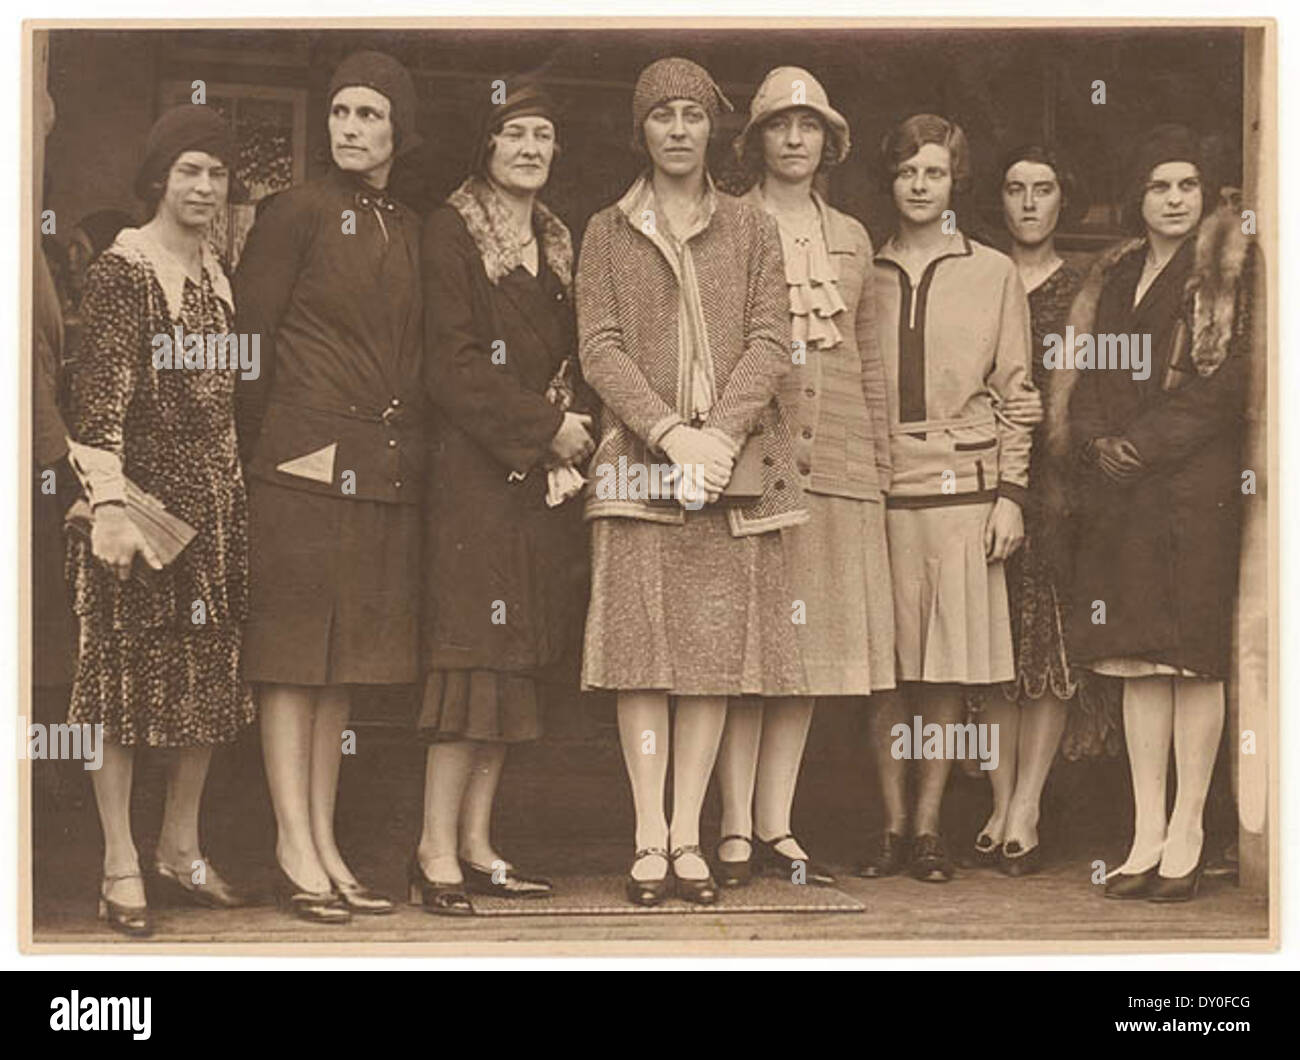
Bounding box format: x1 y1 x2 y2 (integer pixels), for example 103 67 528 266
776 218 847 350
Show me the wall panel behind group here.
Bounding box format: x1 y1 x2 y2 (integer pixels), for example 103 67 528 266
45 32 157 236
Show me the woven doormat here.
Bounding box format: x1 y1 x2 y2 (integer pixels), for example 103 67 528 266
470 874 864 916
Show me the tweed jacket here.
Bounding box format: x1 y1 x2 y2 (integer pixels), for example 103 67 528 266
872 231 1033 509
739 186 892 501
576 176 807 535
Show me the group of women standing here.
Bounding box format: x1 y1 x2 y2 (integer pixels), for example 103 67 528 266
57 47 1257 938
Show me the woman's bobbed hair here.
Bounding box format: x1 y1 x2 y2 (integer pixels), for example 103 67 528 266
878 113 971 196
995 143 1089 230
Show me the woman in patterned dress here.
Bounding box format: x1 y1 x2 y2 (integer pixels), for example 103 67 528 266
67 105 254 937
974 145 1086 876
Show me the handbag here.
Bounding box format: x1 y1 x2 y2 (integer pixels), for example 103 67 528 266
718 432 764 502
63 478 197 586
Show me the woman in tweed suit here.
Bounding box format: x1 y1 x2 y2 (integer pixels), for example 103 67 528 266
576 57 807 906
715 67 895 888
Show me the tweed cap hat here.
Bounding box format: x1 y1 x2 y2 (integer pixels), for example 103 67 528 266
631 57 733 147
734 66 851 165
328 50 423 157
134 104 246 204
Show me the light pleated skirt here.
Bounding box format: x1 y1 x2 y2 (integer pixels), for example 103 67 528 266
780 493 895 695
886 501 1014 685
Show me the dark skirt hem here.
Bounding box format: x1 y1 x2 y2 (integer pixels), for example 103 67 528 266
416 668 542 744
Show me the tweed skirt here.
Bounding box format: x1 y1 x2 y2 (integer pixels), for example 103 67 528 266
886 501 1014 685
781 493 895 695
243 479 420 686
582 508 806 696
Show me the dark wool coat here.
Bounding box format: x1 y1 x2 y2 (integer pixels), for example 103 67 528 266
1057 203 1259 678
420 198 590 674
235 168 426 505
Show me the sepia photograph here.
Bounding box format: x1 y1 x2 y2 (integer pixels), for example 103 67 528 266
19 14 1277 956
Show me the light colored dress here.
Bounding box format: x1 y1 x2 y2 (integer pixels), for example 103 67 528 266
763 197 895 695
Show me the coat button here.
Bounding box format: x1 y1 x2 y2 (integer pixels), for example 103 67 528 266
774 479 785 490
762 455 774 467
797 461 811 475
801 427 813 440
394 480 403 489
388 439 397 448
391 397 401 407
349 404 358 413
804 387 815 398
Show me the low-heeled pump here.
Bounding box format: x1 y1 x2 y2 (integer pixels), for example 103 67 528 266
670 845 718 906
626 847 672 907
756 834 836 886
274 867 351 924
407 856 474 917
99 873 152 938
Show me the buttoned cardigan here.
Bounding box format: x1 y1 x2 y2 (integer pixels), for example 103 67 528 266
739 187 892 501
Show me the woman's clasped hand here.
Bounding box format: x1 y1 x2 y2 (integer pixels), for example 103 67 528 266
660 424 735 506
549 410 596 465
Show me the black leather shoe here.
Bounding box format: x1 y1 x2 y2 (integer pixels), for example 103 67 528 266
626 847 672 907
670 845 718 905
858 831 909 878
153 858 251 908
973 833 1002 866
998 840 1042 878
910 833 954 883
331 879 396 915
99 873 152 938
1103 865 1160 900
407 856 474 917
756 834 836 886
715 834 753 888
274 867 351 924
460 859 553 899
1147 861 1205 903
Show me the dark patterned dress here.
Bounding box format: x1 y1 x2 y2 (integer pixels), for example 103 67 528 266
999 260 1120 758
66 230 254 747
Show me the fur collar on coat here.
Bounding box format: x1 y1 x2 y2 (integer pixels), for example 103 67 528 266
1035 193 1258 564
447 175 573 295
1043 194 1255 467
